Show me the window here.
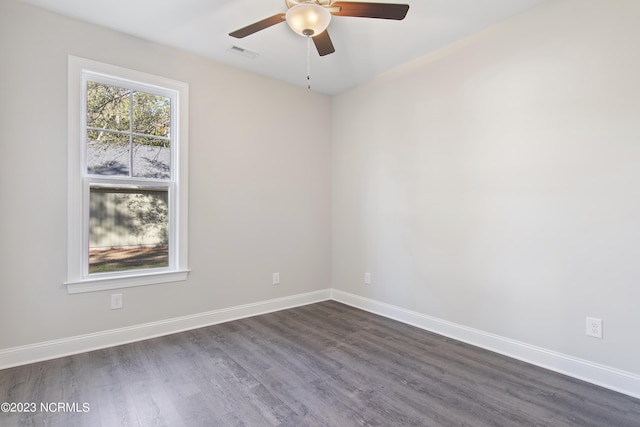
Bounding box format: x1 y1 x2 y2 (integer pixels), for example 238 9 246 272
66 56 189 293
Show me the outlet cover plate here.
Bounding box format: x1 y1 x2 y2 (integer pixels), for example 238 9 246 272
586 317 603 339
111 293 123 310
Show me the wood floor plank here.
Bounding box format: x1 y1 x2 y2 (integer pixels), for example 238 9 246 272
1 300 639 426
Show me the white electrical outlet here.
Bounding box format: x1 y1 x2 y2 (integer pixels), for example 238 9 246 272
273 272 280 285
364 272 371 285
111 293 123 310
586 317 603 339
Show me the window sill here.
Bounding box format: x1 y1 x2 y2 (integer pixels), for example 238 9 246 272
65 269 190 294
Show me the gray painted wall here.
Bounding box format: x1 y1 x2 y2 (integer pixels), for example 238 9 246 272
0 0 331 349
331 0 640 375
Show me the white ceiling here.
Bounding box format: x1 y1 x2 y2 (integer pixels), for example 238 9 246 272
22 0 546 95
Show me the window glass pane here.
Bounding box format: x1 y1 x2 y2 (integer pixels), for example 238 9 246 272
133 136 171 179
86 82 130 132
133 91 171 138
87 131 130 176
89 187 169 274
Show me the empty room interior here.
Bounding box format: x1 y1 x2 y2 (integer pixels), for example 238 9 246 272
1 0 639 425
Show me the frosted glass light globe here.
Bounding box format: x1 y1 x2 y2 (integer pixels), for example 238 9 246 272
286 3 332 37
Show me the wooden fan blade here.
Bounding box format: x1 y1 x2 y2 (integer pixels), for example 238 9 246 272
312 30 335 56
229 13 286 38
331 2 409 20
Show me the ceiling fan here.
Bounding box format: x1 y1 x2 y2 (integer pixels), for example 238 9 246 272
229 0 410 57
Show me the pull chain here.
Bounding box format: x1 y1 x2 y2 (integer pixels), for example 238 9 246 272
306 36 311 90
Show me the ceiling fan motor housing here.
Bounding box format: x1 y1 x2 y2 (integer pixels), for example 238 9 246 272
285 0 332 7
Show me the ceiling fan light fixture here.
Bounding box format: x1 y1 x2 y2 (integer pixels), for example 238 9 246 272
285 3 332 37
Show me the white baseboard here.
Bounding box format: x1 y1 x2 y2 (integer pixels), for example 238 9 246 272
2 287 639 400
0 289 331 370
330 289 640 400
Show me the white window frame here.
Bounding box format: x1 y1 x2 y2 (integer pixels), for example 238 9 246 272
66 56 189 294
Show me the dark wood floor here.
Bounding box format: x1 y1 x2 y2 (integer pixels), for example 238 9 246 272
1 301 639 426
